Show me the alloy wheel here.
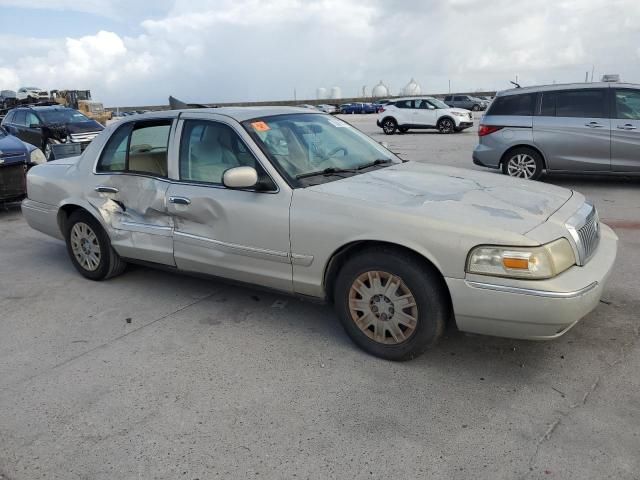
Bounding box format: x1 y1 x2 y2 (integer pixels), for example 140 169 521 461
348 270 419 345
383 119 396 134
506 153 537 179
439 119 454 133
70 222 101 271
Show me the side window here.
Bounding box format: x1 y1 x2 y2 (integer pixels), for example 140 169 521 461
98 123 133 172
540 92 557 116
179 120 268 187
395 100 413 109
128 122 171 176
3 111 13 123
444 96 451 101
97 120 171 176
487 94 535 116
26 112 40 127
614 90 640 120
555 89 606 118
13 110 27 126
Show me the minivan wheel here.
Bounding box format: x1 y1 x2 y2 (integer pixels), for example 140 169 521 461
334 247 447 361
382 118 397 135
65 210 126 280
437 118 454 134
502 147 543 180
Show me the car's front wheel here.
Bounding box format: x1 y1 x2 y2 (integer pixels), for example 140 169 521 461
502 147 543 180
437 117 455 134
65 210 126 280
334 247 447 361
381 118 397 135
43 139 55 161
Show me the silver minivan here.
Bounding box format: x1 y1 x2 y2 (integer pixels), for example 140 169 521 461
473 82 640 179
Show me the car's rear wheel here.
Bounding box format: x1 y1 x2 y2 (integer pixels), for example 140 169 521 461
437 118 454 134
382 118 397 135
65 210 126 280
334 248 447 361
502 147 543 180
472 104 480 111
398 126 409 133
44 140 54 161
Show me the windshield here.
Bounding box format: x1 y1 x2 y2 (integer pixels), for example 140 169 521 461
242 113 400 185
428 98 450 109
38 109 91 124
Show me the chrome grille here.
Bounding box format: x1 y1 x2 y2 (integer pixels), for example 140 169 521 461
566 203 600 265
69 131 101 143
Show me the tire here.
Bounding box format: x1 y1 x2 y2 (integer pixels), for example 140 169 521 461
398 127 409 133
472 104 480 111
334 247 447 361
381 118 397 135
437 117 455 134
65 210 126 280
502 147 544 180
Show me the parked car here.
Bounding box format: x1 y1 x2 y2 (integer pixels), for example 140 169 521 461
377 97 474 134
1 106 104 160
340 103 377 114
316 104 337 114
0 127 46 202
1 90 17 110
21 107 617 360
443 94 487 111
473 82 640 179
16 87 49 103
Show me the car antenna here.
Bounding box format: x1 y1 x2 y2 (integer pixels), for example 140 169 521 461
509 80 521 88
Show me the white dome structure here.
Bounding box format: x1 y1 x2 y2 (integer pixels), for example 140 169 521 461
372 80 389 98
402 78 421 96
330 86 342 99
316 87 328 100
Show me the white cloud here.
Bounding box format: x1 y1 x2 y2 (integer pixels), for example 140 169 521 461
0 0 639 106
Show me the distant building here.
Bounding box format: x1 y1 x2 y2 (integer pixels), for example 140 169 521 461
330 86 342 99
402 78 421 96
372 80 389 98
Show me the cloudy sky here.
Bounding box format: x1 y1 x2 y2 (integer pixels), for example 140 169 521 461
0 0 638 107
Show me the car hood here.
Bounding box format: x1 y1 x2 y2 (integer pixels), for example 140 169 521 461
306 162 573 235
448 108 471 114
43 121 103 140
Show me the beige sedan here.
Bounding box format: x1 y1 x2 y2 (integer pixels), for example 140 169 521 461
22 107 617 360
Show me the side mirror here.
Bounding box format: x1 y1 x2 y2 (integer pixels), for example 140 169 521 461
223 166 258 189
29 123 41 129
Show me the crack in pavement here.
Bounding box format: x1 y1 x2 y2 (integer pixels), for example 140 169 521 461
518 326 640 479
1 290 218 393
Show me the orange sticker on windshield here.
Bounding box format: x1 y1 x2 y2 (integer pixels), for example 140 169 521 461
251 121 270 132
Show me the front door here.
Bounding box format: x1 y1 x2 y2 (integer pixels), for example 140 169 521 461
533 88 611 171
88 118 176 266
414 99 438 127
611 88 640 172
166 115 293 293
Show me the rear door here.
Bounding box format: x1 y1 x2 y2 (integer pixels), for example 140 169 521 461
533 88 610 171
90 118 176 265
23 111 44 148
611 88 640 172
393 99 413 125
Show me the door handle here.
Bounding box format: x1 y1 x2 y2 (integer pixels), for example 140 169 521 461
617 124 637 130
585 122 603 128
95 185 119 194
169 196 191 205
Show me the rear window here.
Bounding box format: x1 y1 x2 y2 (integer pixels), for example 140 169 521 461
395 100 413 109
487 94 535 116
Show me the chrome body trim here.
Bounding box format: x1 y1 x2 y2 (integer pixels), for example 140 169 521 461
466 280 599 298
118 221 173 237
566 202 600 265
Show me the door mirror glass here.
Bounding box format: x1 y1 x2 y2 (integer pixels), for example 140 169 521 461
223 166 258 189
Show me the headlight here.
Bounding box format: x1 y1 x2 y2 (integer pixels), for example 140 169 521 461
29 148 47 164
452 111 466 117
466 238 576 279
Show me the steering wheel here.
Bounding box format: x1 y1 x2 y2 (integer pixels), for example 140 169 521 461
321 146 348 161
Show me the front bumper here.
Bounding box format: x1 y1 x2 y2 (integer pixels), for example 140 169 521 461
445 224 618 340
457 121 473 129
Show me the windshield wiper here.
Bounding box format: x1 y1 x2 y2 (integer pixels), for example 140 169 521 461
296 167 358 179
356 159 394 170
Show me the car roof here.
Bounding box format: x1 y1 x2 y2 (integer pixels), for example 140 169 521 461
120 106 326 123
16 105 73 111
390 96 438 101
497 82 640 96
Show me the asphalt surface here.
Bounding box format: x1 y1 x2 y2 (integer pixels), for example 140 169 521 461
1 113 639 479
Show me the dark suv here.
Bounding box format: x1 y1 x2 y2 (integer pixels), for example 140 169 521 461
1 106 103 160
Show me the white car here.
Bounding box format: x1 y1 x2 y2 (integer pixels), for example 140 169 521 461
16 87 49 102
316 104 337 114
377 97 474 134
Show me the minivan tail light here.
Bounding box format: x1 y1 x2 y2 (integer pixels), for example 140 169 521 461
478 125 503 137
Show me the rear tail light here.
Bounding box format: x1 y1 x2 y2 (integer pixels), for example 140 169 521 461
379 107 385 113
478 125 503 137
